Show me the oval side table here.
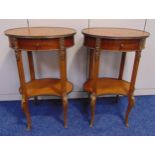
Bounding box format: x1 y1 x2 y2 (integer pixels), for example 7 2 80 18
82 28 150 127
5 27 76 129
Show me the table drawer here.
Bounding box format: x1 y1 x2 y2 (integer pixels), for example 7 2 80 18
9 36 74 51
84 36 145 51
100 39 141 51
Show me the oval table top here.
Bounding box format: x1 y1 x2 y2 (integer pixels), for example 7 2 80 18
82 27 150 39
5 27 76 38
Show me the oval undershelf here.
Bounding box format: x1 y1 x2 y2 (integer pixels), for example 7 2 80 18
84 78 130 96
24 78 73 98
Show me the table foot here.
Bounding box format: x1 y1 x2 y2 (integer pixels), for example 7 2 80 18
125 123 129 128
89 123 93 128
64 124 68 128
26 125 32 131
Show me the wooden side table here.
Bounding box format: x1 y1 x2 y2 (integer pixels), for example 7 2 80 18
82 28 150 127
5 27 76 129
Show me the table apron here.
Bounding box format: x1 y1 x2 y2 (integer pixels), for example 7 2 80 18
84 36 146 51
8 36 74 51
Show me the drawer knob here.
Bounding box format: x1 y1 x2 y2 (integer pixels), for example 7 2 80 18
36 43 40 47
120 43 124 48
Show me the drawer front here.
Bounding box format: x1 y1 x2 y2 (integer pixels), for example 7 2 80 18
100 39 141 51
18 38 59 50
84 36 145 51
9 36 74 51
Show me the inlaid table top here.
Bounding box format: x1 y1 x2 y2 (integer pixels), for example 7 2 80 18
5 27 76 38
82 27 150 39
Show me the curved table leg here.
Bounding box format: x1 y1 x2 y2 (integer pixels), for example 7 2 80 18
125 51 141 127
90 93 97 127
15 50 32 129
21 96 31 130
125 95 135 127
62 94 68 128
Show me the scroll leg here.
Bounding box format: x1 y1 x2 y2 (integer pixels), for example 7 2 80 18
125 95 135 127
21 96 31 130
62 94 68 128
90 93 97 127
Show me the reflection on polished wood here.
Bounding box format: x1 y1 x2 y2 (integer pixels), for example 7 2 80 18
84 78 130 96
5 27 76 129
82 27 149 127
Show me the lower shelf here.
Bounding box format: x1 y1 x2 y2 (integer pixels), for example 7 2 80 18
24 78 73 98
84 78 130 96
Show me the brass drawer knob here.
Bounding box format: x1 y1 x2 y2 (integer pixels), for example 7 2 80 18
120 43 124 48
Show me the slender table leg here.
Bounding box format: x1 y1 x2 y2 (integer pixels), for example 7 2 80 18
116 52 126 103
27 51 38 104
15 50 31 130
82 49 95 113
125 51 141 127
118 52 126 80
90 48 100 127
28 51 35 81
21 96 31 130
88 49 95 80
59 48 68 128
